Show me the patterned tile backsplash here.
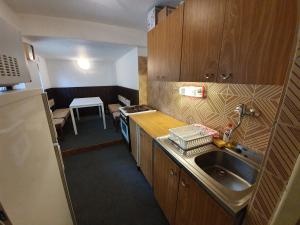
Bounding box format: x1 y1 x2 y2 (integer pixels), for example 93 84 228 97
148 81 283 153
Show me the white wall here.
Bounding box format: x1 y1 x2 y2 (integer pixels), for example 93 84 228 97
0 0 20 28
116 48 139 90
24 55 51 90
46 59 117 88
138 47 147 57
25 60 42 89
19 14 147 47
38 56 51 89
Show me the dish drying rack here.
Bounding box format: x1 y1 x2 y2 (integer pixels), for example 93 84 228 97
169 124 218 150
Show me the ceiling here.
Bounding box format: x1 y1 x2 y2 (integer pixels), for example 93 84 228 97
5 0 182 30
27 36 134 61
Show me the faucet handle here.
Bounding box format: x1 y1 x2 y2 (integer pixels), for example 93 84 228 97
234 104 245 115
248 108 260 117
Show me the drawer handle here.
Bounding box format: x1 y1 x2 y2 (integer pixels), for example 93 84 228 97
181 181 188 188
169 169 176 176
205 74 214 79
220 73 232 80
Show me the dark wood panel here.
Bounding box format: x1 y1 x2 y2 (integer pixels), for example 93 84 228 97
180 0 227 82
117 86 139 105
45 86 139 115
218 0 298 84
175 170 234 225
154 144 180 225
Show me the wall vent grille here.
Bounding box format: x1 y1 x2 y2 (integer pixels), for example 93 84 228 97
0 54 21 77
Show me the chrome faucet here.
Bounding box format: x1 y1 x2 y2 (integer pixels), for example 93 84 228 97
234 104 259 118
230 104 260 139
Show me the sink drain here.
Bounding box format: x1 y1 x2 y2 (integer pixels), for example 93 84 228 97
216 168 227 176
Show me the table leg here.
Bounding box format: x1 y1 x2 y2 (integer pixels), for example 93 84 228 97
98 106 102 118
76 108 80 120
100 105 106 129
70 108 78 135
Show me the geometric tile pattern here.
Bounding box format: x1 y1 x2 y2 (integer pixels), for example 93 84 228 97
245 38 300 225
148 81 283 153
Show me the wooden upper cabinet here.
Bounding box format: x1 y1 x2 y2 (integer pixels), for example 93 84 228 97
218 0 298 84
163 4 184 81
153 144 180 225
175 170 234 225
148 4 184 81
180 0 227 82
147 28 158 81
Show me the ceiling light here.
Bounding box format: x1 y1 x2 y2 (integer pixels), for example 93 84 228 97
77 58 90 70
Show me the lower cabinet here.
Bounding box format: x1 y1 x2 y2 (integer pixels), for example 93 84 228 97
129 118 138 162
154 144 235 225
140 129 153 186
153 144 181 225
175 171 234 225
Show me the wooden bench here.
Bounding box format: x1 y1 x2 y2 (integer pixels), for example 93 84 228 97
49 99 70 136
53 118 66 137
108 95 131 130
108 103 121 130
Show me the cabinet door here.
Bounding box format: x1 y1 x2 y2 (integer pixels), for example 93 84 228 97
162 4 184 81
148 27 159 80
148 5 184 81
180 0 227 82
218 0 297 84
140 129 153 186
153 144 180 225
175 170 234 225
129 119 137 162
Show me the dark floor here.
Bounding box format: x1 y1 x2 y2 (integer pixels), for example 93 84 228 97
64 144 169 225
59 114 122 150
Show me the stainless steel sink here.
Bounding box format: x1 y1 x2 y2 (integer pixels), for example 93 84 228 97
194 151 258 192
155 136 260 213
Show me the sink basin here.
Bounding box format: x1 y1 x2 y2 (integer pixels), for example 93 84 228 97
194 151 258 192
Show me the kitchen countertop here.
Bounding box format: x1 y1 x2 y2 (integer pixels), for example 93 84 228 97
129 111 186 138
129 111 255 216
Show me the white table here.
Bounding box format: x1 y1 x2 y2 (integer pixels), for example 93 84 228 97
69 97 106 135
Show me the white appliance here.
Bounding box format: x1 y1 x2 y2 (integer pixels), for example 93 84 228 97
0 18 31 86
119 105 156 144
0 89 76 225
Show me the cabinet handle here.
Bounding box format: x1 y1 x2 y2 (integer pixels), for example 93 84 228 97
220 73 232 80
169 169 176 176
181 180 188 188
204 74 214 79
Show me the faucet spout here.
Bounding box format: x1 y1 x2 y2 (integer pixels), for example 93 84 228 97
229 104 259 140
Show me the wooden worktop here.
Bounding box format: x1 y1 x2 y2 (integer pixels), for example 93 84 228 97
129 111 186 138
